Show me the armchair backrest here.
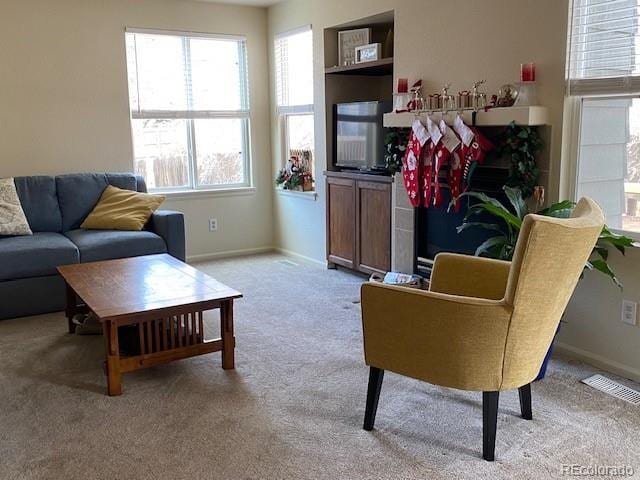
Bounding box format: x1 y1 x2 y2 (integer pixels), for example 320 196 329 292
500 197 604 388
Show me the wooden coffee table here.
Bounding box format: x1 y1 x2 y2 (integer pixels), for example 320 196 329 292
57 254 242 396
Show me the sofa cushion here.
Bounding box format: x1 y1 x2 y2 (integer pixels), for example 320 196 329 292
0 232 79 281
56 173 139 231
80 186 165 231
14 176 62 232
0 178 32 236
64 229 167 263
106 173 137 191
56 173 109 232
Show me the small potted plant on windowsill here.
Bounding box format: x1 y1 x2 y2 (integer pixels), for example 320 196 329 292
276 151 315 192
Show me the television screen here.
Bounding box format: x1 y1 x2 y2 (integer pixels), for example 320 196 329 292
335 101 389 170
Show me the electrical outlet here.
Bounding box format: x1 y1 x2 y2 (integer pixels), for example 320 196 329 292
621 300 637 326
208 218 218 232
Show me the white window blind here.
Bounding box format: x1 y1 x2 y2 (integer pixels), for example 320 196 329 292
275 26 313 112
127 29 249 117
568 0 640 95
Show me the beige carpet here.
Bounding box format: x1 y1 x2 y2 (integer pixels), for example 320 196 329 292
1 253 638 480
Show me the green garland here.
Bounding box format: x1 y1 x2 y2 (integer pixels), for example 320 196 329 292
384 128 409 175
497 121 543 199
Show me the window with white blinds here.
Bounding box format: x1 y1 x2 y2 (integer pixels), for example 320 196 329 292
274 25 315 192
125 29 251 191
567 1 640 235
568 0 640 95
274 26 313 112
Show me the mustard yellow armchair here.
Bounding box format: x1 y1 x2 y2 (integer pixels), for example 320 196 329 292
360 198 604 461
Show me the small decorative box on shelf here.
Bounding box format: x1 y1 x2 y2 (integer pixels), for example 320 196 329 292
383 106 549 128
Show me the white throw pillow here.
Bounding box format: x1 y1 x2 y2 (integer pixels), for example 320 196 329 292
0 178 32 236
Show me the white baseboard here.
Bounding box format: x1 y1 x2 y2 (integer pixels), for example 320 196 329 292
274 247 327 268
187 246 275 263
554 341 640 384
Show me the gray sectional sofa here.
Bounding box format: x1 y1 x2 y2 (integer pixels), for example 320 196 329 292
0 172 185 320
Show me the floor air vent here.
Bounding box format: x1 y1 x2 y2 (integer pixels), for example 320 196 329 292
581 374 640 405
277 259 299 267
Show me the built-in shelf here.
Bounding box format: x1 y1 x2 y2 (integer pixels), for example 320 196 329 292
325 57 393 76
383 106 549 128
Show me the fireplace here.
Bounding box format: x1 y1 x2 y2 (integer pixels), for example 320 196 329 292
391 164 508 277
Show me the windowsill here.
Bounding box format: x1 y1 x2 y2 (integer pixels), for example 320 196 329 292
275 188 317 201
157 186 256 200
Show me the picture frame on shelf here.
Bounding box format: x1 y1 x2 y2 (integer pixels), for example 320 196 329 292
355 43 381 64
338 28 371 66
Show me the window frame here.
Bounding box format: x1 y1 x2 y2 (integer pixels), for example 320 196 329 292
564 0 640 239
125 27 252 193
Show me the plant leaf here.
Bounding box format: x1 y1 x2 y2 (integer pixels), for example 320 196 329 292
594 246 608 261
456 191 513 213
503 186 527 219
590 259 623 289
475 235 509 259
456 222 506 235
480 203 523 230
537 200 576 218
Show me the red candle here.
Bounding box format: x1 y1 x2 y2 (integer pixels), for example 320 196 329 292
397 78 408 93
521 63 536 82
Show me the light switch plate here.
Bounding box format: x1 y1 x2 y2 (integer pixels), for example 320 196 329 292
621 300 637 326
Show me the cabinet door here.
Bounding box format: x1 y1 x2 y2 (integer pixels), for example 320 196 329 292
326 177 356 269
356 180 391 275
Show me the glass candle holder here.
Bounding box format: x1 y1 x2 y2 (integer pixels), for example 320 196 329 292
521 63 536 82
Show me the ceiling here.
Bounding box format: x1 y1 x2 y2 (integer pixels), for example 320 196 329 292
196 0 283 6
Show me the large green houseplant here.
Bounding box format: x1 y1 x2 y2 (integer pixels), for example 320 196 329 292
454 186 638 380
456 186 638 288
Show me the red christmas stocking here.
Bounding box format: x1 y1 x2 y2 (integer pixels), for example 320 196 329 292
401 120 430 207
422 117 443 208
432 119 460 207
459 125 495 191
421 138 434 207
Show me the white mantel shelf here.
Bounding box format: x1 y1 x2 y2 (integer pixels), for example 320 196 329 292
383 106 549 128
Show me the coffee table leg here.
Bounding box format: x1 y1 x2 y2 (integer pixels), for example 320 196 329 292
220 300 235 370
64 281 78 334
102 319 122 396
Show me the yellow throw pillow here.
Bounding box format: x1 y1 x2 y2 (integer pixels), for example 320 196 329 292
81 185 165 231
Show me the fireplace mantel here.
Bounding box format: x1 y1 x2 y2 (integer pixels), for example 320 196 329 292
383 106 549 128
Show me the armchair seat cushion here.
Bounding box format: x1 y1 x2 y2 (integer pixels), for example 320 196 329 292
0 232 79 281
64 229 166 263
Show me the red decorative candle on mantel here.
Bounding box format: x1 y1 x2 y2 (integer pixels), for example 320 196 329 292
521 63 536 82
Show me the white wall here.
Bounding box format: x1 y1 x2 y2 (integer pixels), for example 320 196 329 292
0 0 273 259
267 0 569 264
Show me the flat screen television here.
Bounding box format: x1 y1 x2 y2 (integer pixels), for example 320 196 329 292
334 101 391 171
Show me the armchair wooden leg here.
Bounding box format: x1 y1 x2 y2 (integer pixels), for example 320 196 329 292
482 391 499 461
519 383 533 420
363 367 384 431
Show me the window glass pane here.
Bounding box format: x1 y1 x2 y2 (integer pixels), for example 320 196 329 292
626 98 640 232
190 38 245 111
286 114 314 151
275 29 313 107
132 119 190 189
127 33 187 111
578 97 640 233
194 119 246 186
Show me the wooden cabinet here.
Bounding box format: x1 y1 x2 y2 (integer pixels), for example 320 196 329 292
325 171 391 275
326 175 356 269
